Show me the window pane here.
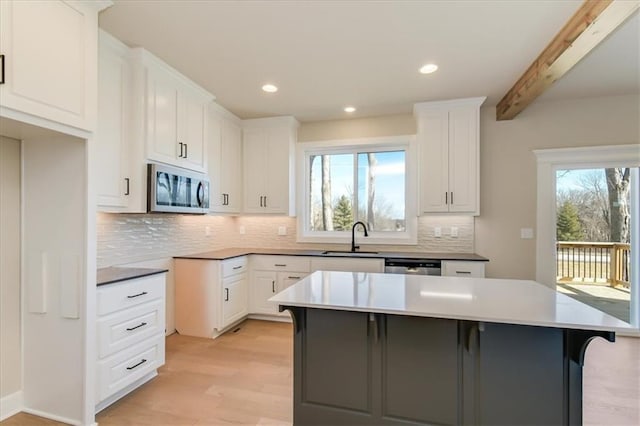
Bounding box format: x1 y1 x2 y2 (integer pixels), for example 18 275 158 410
309 153 354 231
357 151 405 231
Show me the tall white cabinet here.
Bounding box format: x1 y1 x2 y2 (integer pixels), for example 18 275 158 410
243 116 298 215
414 97 486 215
208 103 243 213
96 30 146 212
0 0 106 133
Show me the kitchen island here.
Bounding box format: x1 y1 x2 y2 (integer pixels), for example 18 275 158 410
270 271 633 426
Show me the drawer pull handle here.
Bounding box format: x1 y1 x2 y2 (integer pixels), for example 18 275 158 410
126 322 147 331
232 265 243 270
127 291 148 299
456 271 472 274
288 276 301 279
224 288 229 301
272 281 275 293
274 264 287 267
126 359 147 370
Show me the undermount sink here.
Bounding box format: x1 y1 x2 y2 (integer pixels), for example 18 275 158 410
321 250 380 256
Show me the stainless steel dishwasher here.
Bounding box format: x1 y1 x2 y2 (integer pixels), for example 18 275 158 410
384 258 441 275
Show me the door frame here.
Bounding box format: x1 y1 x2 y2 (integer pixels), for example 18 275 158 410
534 144 640 328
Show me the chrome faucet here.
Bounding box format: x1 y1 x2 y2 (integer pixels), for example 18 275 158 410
351 221 369 252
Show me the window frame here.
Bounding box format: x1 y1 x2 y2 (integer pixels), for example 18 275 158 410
296 135 417 245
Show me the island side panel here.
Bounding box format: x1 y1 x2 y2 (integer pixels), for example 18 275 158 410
474 322 565 425
293 308 377 425
381 315 460 425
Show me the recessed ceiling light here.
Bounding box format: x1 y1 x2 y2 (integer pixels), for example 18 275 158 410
344 106 356 113
419 63 438 74
262 84 278 93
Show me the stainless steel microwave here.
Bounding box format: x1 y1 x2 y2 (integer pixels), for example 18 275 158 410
147 163 209 214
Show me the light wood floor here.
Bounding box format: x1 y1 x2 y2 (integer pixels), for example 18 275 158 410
2 320 638 425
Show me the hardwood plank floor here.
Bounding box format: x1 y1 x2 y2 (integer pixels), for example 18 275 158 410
2 320 638 425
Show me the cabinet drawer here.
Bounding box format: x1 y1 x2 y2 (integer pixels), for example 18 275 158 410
222 256 248 278
96 334 165 402
251 255 311 272
97 300 165 359
97 274 165 316
442 261 485 278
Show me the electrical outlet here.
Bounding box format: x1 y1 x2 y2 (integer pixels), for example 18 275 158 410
434 227 442 238
278 226 287 236
521 228 534 239
239 226 246 235
205 226 211 237
451 227 458 238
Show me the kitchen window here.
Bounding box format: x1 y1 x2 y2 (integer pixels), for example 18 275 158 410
297 136 417 244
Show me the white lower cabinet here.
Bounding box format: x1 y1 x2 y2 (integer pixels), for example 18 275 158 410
175 256 249 338
96 273 166 412
442 261 486 278
310 257 385 273
249 256 311 317
222 272 249 327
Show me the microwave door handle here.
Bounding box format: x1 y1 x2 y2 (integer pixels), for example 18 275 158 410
197 182 204 206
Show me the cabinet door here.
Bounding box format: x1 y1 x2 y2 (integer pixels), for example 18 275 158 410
310 257 384 273
276 271 308 317
207 111 224 211
263 127 291 213
250 270 278 315
146 67 179 165
448 106 478 213
221 119 243 212
382 315 459 425
419 110 450 213
0 0 98 131
221 273 248 328
243 129 267 212
178 90 207 172
96 35 130 209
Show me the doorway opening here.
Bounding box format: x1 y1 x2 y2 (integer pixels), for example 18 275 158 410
555 167 634 322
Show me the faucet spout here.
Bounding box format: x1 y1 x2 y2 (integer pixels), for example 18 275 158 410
351 221 369 252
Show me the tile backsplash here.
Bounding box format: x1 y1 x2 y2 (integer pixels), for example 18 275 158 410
97 213 474 267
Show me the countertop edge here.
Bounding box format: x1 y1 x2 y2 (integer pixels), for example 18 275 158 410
173 248 489 262
97 267 168 286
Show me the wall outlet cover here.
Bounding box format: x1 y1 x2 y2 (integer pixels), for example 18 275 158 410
434 227 442 238
239 226 246 235
521 228 534 239
278 226 287 236
451 227 458 238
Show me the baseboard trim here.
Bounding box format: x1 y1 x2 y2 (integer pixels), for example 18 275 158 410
95 370 158 414
0 390 23 421
21 407 82 425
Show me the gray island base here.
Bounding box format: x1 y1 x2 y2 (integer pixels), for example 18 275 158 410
271 272 632 426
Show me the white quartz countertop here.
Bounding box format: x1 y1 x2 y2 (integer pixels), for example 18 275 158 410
269 271 634 333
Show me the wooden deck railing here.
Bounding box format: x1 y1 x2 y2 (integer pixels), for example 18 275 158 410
556 242 630 287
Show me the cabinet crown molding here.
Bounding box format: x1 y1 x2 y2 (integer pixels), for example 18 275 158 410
242 115 299 129
413 97 487 115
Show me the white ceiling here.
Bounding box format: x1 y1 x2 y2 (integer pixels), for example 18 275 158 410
99 1 639 122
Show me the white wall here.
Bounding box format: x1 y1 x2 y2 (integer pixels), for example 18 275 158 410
0 136 22 413
22 135 88 424
476 94 640 279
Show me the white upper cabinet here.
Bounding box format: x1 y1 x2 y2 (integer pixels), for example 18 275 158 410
414 97 486 215
131 48 213 173
208 103 243 213
0 0 109 133
243 116 298 215
96 30 145 213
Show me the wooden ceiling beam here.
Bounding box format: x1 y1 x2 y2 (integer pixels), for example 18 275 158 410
496 0 639 121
